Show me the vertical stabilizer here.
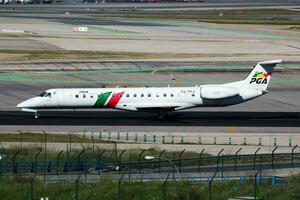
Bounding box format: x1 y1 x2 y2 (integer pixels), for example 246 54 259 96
241 59 282 91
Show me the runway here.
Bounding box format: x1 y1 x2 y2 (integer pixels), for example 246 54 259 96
1 111 300 127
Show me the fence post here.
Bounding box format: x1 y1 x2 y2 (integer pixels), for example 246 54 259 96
91 131 95 159
43 131 47 191
208 177 212 200
128 152 132 179
234 148 242 170
208 156 221 200
126 133 129 141
158 149 166 174
34 149 42 175
99 131 102 140
198 148 205 172
30 176 35 200
221 153 224 180
75 175 81 200
118 174 125 200
254 168 262 200
253 147 261 170
18 130 23 151
163 173 170 200
12 150 20 173
118 150 126 174
139 150 146 174
216 149 224 172
272 146 278 169
98 149 106 163
172 152 176 181
179 149 185 173
56 150 63 175
291 145 298 168
0 147 3 181
77 147 86 172
68 133 72 158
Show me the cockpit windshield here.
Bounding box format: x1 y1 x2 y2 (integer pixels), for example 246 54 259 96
39 92 47 97
39 92 51 97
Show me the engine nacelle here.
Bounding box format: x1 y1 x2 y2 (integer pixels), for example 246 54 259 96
201 85 239 100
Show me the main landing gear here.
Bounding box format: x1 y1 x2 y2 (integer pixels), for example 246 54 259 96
157 111 168 120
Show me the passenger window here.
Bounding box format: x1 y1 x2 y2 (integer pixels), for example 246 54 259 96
45 93 51 98
156 94 159 97
126 94 130 98
192 94 195 97
171 94 174 97
83 94 86 98
134 94 137 97
90 95 94 98
148 94 151 97
141 94 144 97
75 95 79 98
163 93 167 97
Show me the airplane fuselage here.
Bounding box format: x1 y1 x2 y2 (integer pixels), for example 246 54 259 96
16 60 283 118
17 86 262 112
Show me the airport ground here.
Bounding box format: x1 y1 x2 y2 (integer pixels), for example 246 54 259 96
0 2 300 199
0 2 299 149
0 0 299 143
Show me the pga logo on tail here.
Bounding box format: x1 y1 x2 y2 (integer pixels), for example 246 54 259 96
250 71 269 84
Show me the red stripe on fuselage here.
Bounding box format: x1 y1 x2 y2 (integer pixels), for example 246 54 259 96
106 91 124 108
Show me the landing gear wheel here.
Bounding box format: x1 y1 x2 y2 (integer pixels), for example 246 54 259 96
34 113 39 119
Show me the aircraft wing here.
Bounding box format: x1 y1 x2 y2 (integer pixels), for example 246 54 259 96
134 103 194 112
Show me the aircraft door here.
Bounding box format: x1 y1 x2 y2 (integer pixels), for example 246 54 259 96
56 90 64 106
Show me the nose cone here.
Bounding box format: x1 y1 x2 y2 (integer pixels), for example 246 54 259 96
17 97 42 108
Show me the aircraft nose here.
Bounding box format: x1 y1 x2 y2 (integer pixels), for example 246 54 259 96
17 101 25 108
17 97 39 108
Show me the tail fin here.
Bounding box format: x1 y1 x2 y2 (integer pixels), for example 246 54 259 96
241 59 283 91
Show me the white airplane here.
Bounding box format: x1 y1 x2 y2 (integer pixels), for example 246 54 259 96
17 60 282 119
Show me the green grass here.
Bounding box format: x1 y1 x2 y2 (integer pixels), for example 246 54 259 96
0 49 207 62
289 26 300 31
0 174 300 200
198 19 300 25
91 8 300 25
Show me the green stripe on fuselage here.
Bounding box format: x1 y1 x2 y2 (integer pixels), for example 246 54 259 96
95 91 112 107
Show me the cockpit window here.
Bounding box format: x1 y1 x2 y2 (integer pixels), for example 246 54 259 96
45 93 51 98
39 92 47 97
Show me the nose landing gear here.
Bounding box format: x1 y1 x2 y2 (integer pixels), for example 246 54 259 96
20 108 39 119
34 112 39 119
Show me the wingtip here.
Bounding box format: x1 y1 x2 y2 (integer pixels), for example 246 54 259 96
258 59 283 65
